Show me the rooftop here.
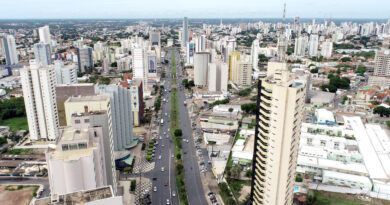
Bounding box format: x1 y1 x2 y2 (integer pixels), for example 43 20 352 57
66 95 109 103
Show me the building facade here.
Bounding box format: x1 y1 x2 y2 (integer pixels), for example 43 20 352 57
34 42 52 66
2 35 18 65
373 50 390 76
77 47 93 73
250 62 306 205
20 61 59 141
194 52 210 87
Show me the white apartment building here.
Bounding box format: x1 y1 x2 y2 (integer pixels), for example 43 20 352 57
251 62 306 205
20 60 59 141
373 50 390 76
132 47 146 92
294 36 308 57
39 25 51 44
54 61 78 85
34 42 52 66
237 55 252 87
321 40 333 58
207 62 228 92
2 35 18 65
194 52 210 87
309 34 319 57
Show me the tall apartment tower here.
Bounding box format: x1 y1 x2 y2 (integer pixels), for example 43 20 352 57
250 62 306 205
194 52 210 87
308 34 319 57
237 55 252 87
77 47 93 73
1 35 18 65
182 17 189 47
34 42 52 66
294 36 308 57
54 61 78 84
38 25 51 44
321 39 333 58
207 62 229 92
373 50 390 76
20 60 59 141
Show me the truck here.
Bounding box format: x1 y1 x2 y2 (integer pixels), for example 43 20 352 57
161 119 164 125
184 101 187 106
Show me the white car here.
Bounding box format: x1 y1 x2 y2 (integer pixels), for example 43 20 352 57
154 186 157 192
158 155 162 160
161 167 165 172
166 199 170 204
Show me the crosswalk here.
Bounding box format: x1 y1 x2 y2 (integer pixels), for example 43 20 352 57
135 181 152 205
133 159 155 174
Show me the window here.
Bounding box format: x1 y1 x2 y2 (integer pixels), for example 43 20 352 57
78 143 87 149
62 144 69 151
75 120 81 124
84 119 90 123
69 144 78 150
320 140 326 146
307 138 313 145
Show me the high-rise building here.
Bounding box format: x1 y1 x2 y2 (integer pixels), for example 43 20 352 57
65 87 134 152
54 61 78 85
150 31 161 46
321 39 333 58
194 52 210 87
132 47 146 93
20 60 59 141
34 42 52 66
373 50 390 76
1 35 18 65
229 51 240 80
250 62 306 205
77 47 93 73
236 55 252 87
207 62 229 92
183 17 189 47
46 117 110 196
277 35 287 61
129 79 144 127
308 34 319 57
294 36 308 57
38 25 51 44
251 39 260 71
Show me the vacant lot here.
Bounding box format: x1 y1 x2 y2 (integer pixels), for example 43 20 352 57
311 191 390 205
0 185 38 205
1 117 28 131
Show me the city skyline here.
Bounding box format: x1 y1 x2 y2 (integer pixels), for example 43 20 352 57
0 0 389 19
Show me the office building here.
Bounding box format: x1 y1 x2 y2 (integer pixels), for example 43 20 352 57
183 17 189 47
133 47 146 92
1 35 18 65
150 31 161 46
20 60 59 141
46 118 109 196
251 39 260 71
34 43 52 66
229 51 240 80
39 25 51 44
77 47 93 73
65 88 133 151
56 83 96 126
321 40 333 58
194 52 210 86
129 79 144 127
250 62 306 205
54 61 78 85
308 34 319 57
373 50 390 76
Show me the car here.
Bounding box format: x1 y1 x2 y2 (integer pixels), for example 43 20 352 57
161 167 164 172
160 136 162 140
158 155 162 159
166 199 170 204
153 186 157 192
171 154 174 158
172 191 176 197
162 144 165 147
152 177 157 181
164 181 168 186
208 192 214 197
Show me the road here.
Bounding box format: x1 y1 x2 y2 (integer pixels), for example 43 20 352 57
151 49 179 205
174 49 208 205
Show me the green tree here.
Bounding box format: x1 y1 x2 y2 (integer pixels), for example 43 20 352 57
241 103 257 114
245 169 252 177
310 67 319 73
174 129 182 137
230 164 242 179
238 88 251 96
373 106 390 117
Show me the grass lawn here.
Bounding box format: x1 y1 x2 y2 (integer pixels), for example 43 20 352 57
310 191 390 205
1 117 28 131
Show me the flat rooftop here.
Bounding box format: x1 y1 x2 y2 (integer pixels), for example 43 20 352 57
61 127 89 141
66 95 109 103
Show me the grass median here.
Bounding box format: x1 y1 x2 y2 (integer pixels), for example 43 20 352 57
170 51 189 205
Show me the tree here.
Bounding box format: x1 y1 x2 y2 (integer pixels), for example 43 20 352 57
238 88 251 96
245 169 252 177
230 164 242 179
174 129 182 137
124 167 132 173
341 96 348 105
310 67 319 73
228 108 234 118
258 54 268 63
340 57 352 62
373 106 390 117
387 121 390 129
241 103 257 114
356 66 366 76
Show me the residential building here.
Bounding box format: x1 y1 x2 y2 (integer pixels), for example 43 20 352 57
20 60 59 141
229 51 240 81
34 42 52 66
183 17 189 47
236 55 252 87
132 47 146 92
77 47 93 73
38 25 51 44
54 61 77 85
45 119 108 196
1 35 18 65
373 50 390 76
321 39 333 58
250 62 306 205
308 34 319 57
294 36 308 57
150 31 161 46
129 79 144 127
194 52 210 87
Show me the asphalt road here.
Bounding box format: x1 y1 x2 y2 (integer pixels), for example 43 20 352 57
174 49 208 205
151 49 179 205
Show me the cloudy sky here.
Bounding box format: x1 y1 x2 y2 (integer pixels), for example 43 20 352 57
0 0 388 19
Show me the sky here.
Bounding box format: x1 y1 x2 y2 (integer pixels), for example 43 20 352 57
0 0 389 19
